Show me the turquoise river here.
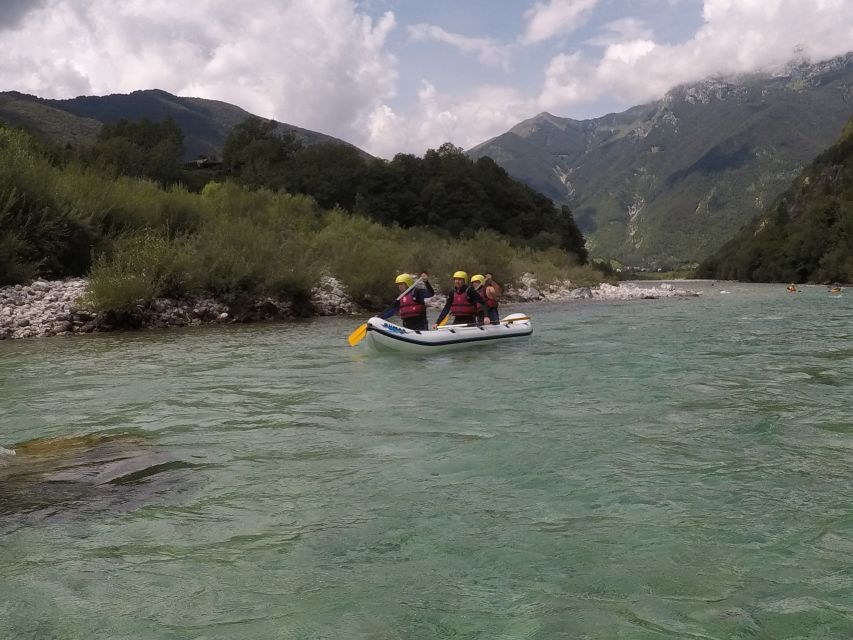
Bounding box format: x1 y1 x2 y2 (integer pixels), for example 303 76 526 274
1 282 852 639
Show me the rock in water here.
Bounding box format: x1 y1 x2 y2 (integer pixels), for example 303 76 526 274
0 432 196 529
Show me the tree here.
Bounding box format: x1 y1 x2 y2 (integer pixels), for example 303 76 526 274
87 117 185 184
222 117 303 189
286 143 367 210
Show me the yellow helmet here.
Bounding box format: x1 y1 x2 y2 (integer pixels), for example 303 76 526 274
470 274 485 285
452 270 468 282
395 273 414 287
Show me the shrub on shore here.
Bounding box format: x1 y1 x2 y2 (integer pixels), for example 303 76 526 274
2 125 603 313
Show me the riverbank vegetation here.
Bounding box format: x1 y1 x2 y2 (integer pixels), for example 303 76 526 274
698 115 853 283
220 117 588 259
0 124 600 314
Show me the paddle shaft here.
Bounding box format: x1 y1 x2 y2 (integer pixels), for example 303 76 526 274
347 277 425 346
434 315 529 330
395 276 424 302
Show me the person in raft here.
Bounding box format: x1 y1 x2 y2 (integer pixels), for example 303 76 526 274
470 274 488 325
379 272 434 331
480 273 502 325
434 271 486 328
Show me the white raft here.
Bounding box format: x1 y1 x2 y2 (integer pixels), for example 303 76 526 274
365 313 532 354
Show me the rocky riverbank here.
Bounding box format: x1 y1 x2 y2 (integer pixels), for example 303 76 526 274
423 277 700 307
0 276 359 340
0 277 698 340
504 275 700 302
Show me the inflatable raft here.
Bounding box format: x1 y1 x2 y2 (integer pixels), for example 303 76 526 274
365 313 532 354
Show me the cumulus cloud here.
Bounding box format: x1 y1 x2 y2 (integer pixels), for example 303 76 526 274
364 82 535 158
0 0 45 30
585 17 653 47
538 0 853 111
520 0 600 45
389 0 853 154
408 23 511 70
1 0 851 159
0 0 397 149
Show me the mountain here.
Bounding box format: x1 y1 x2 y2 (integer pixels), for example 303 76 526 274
0 89 368 160
468 53 853 266
0 92 102 146
697 115 853 283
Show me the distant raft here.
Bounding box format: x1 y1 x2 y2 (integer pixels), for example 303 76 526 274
365 313 532 354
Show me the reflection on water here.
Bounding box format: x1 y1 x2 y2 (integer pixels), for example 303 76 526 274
0 432 196 531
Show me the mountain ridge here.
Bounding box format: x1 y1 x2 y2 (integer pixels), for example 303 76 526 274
0 88 369 161
468 52 853 266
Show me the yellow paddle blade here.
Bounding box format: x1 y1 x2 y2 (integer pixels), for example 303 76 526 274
437 315 450 327
347 322 368 346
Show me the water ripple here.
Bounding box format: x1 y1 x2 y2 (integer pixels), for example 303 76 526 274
2 284 853 637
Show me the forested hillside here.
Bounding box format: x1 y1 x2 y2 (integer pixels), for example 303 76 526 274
0 89 363 160
221 118 588 258
697 115 853 283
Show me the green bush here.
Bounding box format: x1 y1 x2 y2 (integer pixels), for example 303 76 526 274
0 228 41 284
313 212 409 302
188 214 319 300
2 125 602 313
84 232 175 312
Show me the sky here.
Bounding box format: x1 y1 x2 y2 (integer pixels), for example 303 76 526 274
1 0 852 158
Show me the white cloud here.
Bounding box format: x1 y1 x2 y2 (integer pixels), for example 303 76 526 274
603 40 657 65
520 0 599 45
408 23 511 70
0 0 851 160
538 0 853 112
364 82 535 157
538 52 593 109
0 0 398 149
585 18 653 47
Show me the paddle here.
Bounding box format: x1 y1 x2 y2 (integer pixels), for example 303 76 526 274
433 314 530 330
347 277 423 346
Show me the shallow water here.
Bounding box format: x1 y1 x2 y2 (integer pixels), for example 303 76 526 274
2 282 852 639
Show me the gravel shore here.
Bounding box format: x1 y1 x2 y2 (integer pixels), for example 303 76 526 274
0 276 698 340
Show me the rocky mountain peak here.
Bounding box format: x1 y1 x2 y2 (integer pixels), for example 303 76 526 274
466 51 853 266
661 52 853 106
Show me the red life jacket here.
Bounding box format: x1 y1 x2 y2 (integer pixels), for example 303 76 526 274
399 292 426 318
483 285 498 308
450 289 477 317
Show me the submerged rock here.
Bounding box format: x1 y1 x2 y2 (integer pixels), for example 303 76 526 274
0 432 196 530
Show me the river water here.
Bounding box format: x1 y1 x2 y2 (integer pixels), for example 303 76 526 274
1 282 852 639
